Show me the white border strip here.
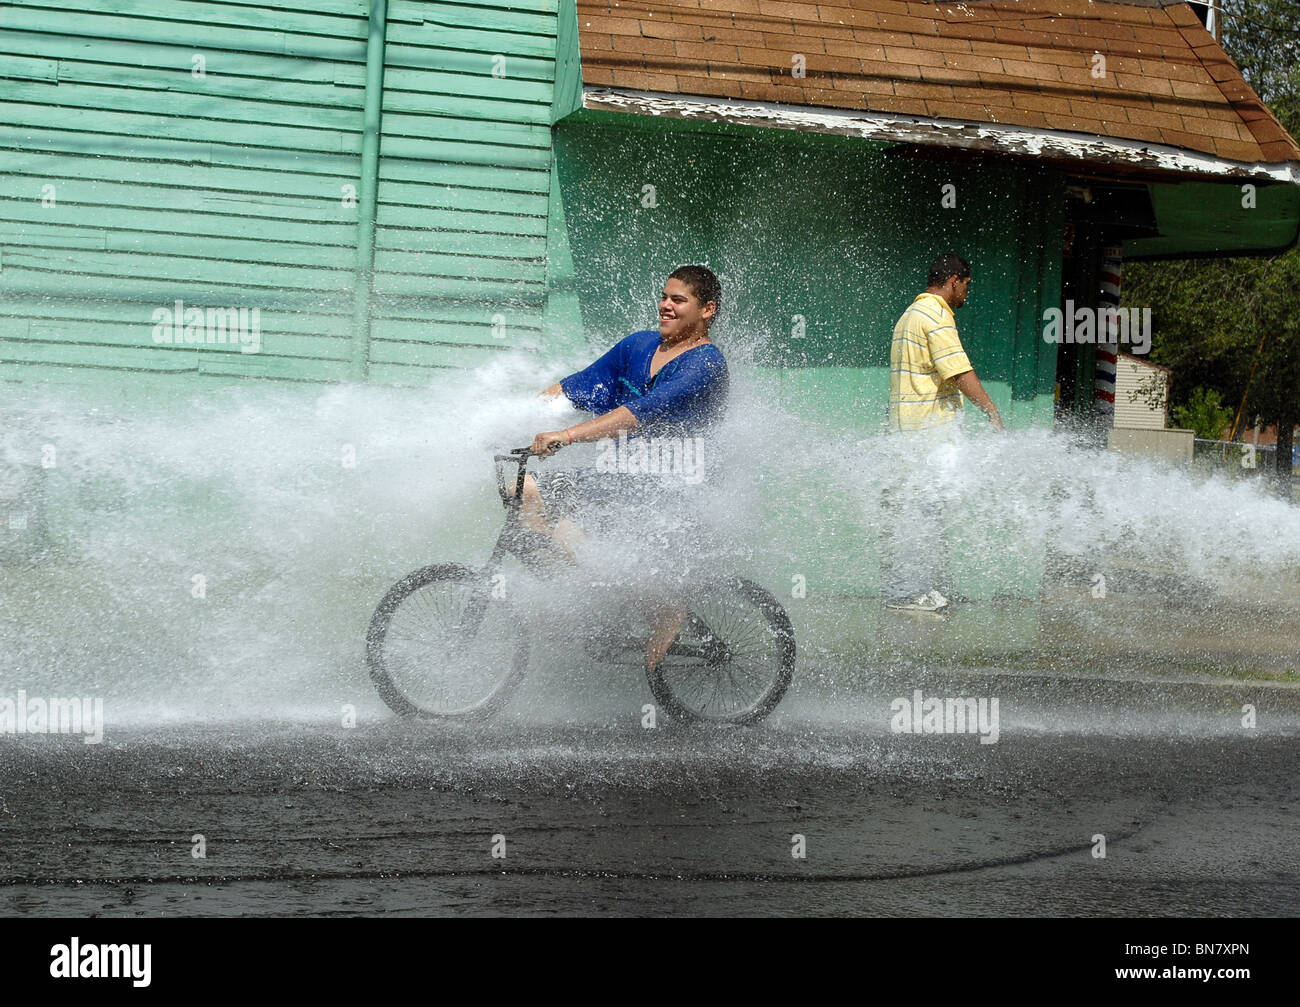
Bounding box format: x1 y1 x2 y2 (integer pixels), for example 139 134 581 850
582 86 1300 185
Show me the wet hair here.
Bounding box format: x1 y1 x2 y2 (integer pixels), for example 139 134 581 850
668 265 722 318
927 253 971 287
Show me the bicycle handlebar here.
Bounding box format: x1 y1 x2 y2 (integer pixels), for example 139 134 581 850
493 444 563 463
493 443 565 504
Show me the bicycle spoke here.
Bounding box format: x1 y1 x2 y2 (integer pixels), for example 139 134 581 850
653 583 790 721
372 569 526 718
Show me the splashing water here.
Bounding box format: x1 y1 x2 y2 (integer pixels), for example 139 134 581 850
1 353 1297 726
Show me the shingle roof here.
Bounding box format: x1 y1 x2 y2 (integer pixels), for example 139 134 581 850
575 0 1300 167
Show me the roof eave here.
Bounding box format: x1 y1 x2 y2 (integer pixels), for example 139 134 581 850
581 86 1300 186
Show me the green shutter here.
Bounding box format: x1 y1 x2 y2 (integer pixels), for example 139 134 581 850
0 0 561 385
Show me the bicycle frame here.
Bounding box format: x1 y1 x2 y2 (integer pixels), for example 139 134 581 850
433 448 536 658
478 448 735 667
490 447 559 573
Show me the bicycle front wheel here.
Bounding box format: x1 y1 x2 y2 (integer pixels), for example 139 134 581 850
366 563 527 720
646 578 795 725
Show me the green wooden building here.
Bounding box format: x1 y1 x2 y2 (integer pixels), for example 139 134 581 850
3 0 1296 409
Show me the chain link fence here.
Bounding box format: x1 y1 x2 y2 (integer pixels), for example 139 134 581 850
1192 438 1290 477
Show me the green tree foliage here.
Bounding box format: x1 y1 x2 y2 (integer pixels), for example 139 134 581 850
1221 0 1300 138
1173 386 1235 439
1123 0 1300 494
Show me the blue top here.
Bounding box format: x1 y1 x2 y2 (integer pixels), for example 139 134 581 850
559 330 728 437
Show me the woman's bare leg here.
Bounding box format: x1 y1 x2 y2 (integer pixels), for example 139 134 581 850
519 474 585 557
646 605 687 673
519 474 548 534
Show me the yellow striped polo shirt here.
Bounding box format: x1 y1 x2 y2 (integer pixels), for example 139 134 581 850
888 292 973 432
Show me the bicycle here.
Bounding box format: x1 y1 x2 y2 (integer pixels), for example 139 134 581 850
365 447 796 725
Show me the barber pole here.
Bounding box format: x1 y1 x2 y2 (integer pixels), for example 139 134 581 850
1093 245 1122 423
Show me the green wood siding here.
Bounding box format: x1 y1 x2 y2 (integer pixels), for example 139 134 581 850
550 0 580 123
0 0 559 386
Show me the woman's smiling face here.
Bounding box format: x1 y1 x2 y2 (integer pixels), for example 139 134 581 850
658 278 716 342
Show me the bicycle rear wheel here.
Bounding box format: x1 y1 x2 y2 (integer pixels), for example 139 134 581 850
646 578 795 725
366 563 527 719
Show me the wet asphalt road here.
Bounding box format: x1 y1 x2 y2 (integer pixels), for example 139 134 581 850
1 667 1296 917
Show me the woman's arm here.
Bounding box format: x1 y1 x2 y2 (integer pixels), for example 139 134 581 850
531 405 639 457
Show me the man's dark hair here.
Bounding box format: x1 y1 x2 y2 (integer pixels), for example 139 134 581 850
669 264 722 316
927 253 971 287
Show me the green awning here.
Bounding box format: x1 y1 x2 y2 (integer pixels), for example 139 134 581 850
1124 180 1300 259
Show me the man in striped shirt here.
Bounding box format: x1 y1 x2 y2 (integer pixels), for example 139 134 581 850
889 254 1002 433
884 254 1002 613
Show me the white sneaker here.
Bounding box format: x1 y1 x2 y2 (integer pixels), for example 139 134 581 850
886 590 950 613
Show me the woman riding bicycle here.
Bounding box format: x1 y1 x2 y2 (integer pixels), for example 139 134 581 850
368 266 794 723
521 264 729 675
